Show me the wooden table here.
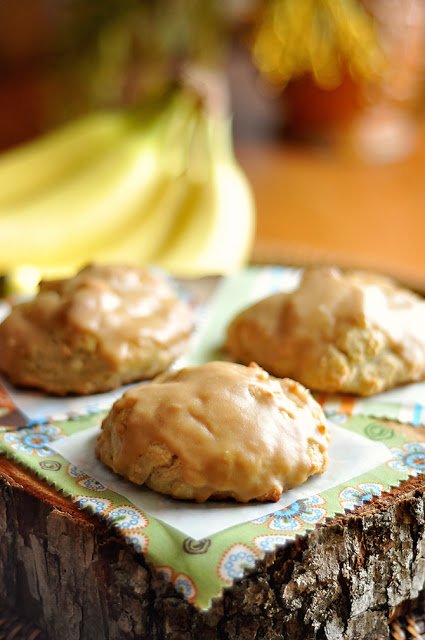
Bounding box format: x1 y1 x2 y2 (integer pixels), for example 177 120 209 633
237 130 425 292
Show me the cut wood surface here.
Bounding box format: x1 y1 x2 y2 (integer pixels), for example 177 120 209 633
1 421 425 639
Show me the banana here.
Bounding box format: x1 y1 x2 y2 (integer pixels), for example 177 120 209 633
0 90 198 273
92 174 195 265
0 110 132 208
90 113 199 265
155 111 255 277
0 87 255 289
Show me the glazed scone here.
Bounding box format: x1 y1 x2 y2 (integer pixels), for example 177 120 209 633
0 264 194 396
96 361 329 503
226 266 425 396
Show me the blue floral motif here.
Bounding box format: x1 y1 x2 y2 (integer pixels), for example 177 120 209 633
174 574 197 602
252 495 326 532
253 535 292 552
78 477 106 492
152 566 196 602
107 506 148 530
66 464 106 491
339 483 383 511
74 496 111 514
67 464 88 479
127 533 149 554
388 443 425 476
218 544 258 582
4 424 63 457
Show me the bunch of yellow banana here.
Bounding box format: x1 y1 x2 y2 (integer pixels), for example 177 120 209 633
0 87 255 293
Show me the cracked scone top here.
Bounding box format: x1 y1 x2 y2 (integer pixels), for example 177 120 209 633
0 264 194 395
96 361 329 503
226 267 425 396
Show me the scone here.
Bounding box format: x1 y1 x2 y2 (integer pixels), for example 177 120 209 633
96 361 329 503
226 266 425 396
0 264 194 396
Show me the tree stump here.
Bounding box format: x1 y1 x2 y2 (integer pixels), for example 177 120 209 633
1 422 425 640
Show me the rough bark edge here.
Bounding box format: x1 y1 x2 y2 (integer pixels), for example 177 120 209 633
2 455 425 639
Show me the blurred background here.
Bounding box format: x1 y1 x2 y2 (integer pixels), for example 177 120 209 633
0 0 424 290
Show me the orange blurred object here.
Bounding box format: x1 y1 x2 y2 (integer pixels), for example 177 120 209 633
0 0 56 150
280 0 425 163
282 73 363 143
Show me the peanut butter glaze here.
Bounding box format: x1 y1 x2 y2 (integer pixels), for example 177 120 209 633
290 268 425 364
96 361 329 503
40 264 193 363
0 264 194 395
226 267 425 395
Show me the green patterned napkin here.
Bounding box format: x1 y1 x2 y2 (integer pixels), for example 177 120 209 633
0 412 423 609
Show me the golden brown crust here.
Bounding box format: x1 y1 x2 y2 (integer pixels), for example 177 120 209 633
226 267 425 396
0 264 194 395
96 361 329 503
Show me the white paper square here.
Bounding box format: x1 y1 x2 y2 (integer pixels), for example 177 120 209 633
51 421 391 540
0 374 135 423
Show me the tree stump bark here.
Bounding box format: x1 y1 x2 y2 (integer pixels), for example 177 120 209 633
1 424 425 640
